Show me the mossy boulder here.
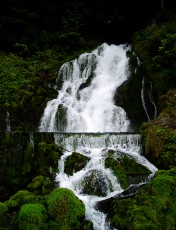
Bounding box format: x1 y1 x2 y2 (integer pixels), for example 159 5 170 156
5 190 38 210
64 152 89 176
99 168 176 230
19 203 47 230
105 153 151 189
27 176 54 195
47 188 85 229
80 169 113 196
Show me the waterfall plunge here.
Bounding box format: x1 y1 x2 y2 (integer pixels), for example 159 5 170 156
39 43 158 230
39 43 130 132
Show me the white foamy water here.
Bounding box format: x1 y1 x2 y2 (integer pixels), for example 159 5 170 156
55 133 157 230
39 43 158 230
39 43 130 132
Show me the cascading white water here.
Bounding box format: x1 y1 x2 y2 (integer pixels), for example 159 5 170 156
54 133 157 230
141 78 157 121
141 78 150 121
29 132 34 156
6 111 11 132
39 43 158 230
149 81 157 119
39 43 130 132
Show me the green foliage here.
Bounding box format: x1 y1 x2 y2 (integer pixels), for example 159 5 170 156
132 21 176 100
19 203 47 230
0 51 59 131
47 188 85 230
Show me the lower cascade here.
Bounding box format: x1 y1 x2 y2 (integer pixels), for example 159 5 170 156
39 43 158 230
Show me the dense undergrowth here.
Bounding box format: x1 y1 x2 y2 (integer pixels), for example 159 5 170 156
0 38 99 131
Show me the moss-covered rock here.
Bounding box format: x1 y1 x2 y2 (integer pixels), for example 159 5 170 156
105 153 151 189
19 203 47 230
5 190 38 210
27 175 54 196
47 188 85 229
80 169 113 196
27 176 44 193
100 168 176 230
64 152 89 176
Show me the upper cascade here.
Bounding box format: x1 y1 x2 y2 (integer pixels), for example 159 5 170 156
39 43 131 133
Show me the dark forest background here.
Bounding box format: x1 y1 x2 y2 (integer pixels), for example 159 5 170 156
1 0 175 53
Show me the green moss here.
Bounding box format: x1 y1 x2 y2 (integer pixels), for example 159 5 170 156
80 169 113 196
19 203 47 230
0 132 62 201
37 141 62 174
108 169 176 230
105 157 128 189
105 155 151 189
0 203 8 216
64 152 89 176
27 176 44 195
42 177 54 195
6 190 37 210
142 122 176 169
47 188 85 229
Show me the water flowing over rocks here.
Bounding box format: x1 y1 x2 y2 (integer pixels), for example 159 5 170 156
37 43 159 229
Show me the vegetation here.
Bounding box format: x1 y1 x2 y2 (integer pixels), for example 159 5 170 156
64 152 89 175
0 132 62 201
19 203 47 230
105 154 151 189
104 168 176 230
47 188 85 229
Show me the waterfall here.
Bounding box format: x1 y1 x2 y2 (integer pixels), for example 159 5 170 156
149 81 157 119
55 132 157 230
141 78 157 121
39 43 158 230
141 78 150 121
6 111 11 132
29 132 34 156
39 43 130 132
